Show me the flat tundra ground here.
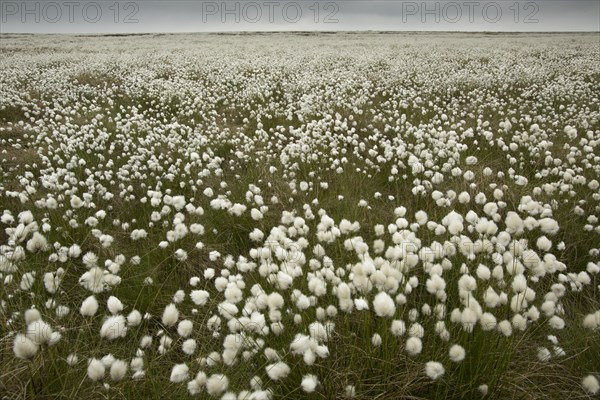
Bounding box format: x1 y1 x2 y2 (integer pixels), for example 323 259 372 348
0 33 599 399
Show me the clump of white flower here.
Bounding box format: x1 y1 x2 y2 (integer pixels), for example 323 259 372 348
87 358 105 381
425 361 445 380
170 364 189 383
449 344 466 362
301 374 319 393
373 292 395 318
582 375 599 395
266 362 291 381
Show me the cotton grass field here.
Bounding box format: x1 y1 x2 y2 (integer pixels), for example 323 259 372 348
1 32 599 399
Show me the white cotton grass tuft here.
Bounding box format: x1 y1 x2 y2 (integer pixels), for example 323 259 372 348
449 344 466 362
190 290 210 306
424 361 445 380
345 385 356 398
371 333 382 347
373 292 396 318
13 334 39 359
107 296 123 314
405 337 422 356
87 358 105 381
582 375 599 395
478 384 489 396
206 373 229 396
66 354 78 366
101 354 115 368
24 309 41 325
162 303 179 327
100 315 127 340
80 295 99 317
170 363 189 383
127 310 142 326
537 347 552 362
177 320 193 337
548 316 565 330
27 320 53 345
301 374 319 393
110 359 128 381
182 338 197 355
187 380 201 395
391 320 406 336
266 361 291 381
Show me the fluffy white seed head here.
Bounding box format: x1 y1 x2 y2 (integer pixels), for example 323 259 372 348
373 292 396 318
266 362 291 381
162 303 179 327
206 374 229 396
582 375 599 395
170 363 189 383
110 359 128 381
425 361 445 380
100 315 127 340
301 374 319 393
13 334 39 359
107 296 124 315
449 344 466 362
87 358 105 381
80 295 99 317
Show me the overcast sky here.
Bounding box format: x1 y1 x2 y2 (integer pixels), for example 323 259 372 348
1 1 598 33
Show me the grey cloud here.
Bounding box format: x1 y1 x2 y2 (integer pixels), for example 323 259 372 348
0 0 598 33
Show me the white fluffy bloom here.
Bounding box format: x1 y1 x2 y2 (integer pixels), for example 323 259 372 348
536 236 552 252
449 344 466 362
100 315 127 340
537 347 551 362
110 359 128 381
498 320 513 337
478 384 489 396
345 385 356 398
130 229 148 240
266 361 291 381
13 334 39 359
170 363 189 383
66 354 78 366
539 218 559 235
182 339 197 355
80 295 99 317
228 203 247 216
107 296 123 314
191 290 210 306
26 232 49 252
127 310 142 326
373 292 396 318
24 309 41 325
87 358 105 381
425 361 445 380
405 337 422 356
391 320 406 336
548 316 565 330
505 212 524 235
27 320 53 345
174 249 188 261
177 320 193 337
206 374 229 396
582 375 599 395
371 333 382 347
162 303 179 327
458 275 476 292
101 354 115 368
301 374 319 393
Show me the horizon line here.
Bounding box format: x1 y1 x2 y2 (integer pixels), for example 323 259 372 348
2 30 599 35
